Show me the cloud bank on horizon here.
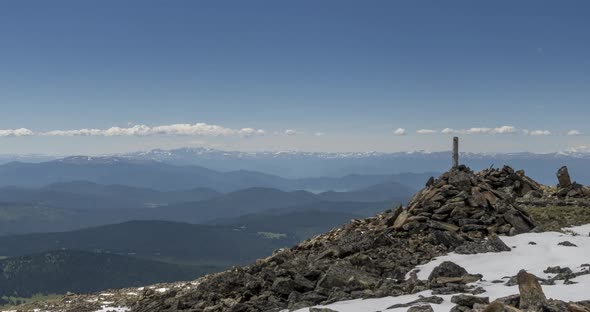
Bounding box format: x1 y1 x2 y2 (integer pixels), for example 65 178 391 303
0 123 266 138
0 123 582 139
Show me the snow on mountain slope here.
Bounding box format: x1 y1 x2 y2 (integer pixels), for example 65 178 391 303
294 224 590 312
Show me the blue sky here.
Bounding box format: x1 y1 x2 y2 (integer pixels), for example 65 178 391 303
0 0 589 154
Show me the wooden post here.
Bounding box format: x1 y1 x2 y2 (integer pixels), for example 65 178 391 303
452 137 459 168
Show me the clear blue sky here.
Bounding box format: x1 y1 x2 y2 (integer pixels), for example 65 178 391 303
1 0 589 154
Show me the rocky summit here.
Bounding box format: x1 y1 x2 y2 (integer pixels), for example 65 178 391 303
392 165 537 238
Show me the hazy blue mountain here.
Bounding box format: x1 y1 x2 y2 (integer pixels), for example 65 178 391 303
0 182 221 211
0 154 59 165
0 202 84 236
0 184 403 235
138 188 397 224
0 158 279 192
0 157 431 192
0 220 290 266
208 210 365 242
0 250 217 299
317 181 415 202
123 147 590 185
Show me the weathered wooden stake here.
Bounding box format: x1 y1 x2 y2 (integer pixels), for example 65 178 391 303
452 137 459 168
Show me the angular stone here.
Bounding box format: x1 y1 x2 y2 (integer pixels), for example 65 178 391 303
271 277 297 295
387 296 443 309
407 305 434 312
503 210 533 234
429 230 464 248
431 213 449 221
517 270 546 311
393 210 410 229
434 202 463 215
428 261 468 284
456 218 481 226
317 263 379 290
482 191 498 205
429 220 459 232
451 294 489 307
460 224 488 232
450 205 472 219
468 188 488 207
449 170 473 191
557 166 572 188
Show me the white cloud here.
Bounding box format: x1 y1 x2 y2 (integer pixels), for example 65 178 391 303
314 132 326 136
0 128 35 137
44 129 103 136
393 128 406 136
441 126 517 135
284 129 301 136
41 123 266 138
416 129 437 134
567 145 590 153
491 126 517 134
237 128 266 137
568 130 582 136
529 130 552 136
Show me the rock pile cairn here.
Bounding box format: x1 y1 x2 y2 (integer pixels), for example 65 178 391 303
392 165 536 237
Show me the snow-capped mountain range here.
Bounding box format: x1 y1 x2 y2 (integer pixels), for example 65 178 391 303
3 147 590 185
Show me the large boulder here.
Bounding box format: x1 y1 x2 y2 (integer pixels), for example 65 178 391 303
428 261 468 284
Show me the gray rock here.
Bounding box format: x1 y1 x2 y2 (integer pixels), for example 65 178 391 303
407 305 435 312
429 220 460 232
450 294 489 307
449 169 473 191
558 241 577 247
454 234 510 254
428 261 468 284
271 277 297 295
557 166 572 188
544 266 572 274
387 296 444 309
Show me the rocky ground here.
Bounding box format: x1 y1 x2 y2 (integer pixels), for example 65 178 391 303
4 165 590 312
300 224 590 311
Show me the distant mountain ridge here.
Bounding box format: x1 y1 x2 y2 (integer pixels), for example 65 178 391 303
0 182 409 236
0 182 221 211
0 158 433 192
4 147 588 185
123 147 590 184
